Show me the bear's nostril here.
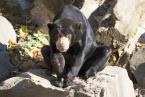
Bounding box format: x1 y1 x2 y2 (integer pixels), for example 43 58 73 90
61 44 66 48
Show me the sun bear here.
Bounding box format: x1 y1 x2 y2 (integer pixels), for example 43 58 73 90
41 5 112 87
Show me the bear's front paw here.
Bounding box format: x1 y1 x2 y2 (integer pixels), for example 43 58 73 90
53 80 63 87
63 78 74 88
85 68 96 79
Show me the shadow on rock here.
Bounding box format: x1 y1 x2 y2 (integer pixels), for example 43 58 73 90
0 43 12 83
88 0 117 33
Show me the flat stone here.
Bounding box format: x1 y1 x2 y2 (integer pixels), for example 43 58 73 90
0 51 12 82
0 69 90 97
0 16 16 45
139 33 145 43
70 66 135 97
129 48 145 88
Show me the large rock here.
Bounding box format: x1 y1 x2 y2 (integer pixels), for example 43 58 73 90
139 33 145 43
0 16 15 83
71 66 135 97
18 0 30 11
113 0 137 36
30 0 85 33
138 89 145 97
113 0 145 55
0 66 135 97
0 51 12 82
0 16 16 45
129 48 145 88
86 0 145 36
80 0 100 18
83 0 145 57
0 69 90 97
113 0 145 56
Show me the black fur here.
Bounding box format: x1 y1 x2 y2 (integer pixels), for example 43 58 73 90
41 5 112 87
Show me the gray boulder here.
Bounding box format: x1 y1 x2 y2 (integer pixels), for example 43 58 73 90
0 16 15 82
0 16 16 45
0 51 12 82
30 0 85 34
0 66 135 97
129 48 145 88
139 33 145 43
72 66 135 97
86 0 145 42
138 89 145 97
18 0 30 11
0 69 90 97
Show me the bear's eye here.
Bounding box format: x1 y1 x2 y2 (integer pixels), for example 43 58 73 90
63 29 71 36
63 32 68 36
66 34 72 39
55 28 63 37
57 33 62 38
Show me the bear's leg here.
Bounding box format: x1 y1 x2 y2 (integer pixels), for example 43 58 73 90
41 46 66 87
41 45 53 74
84 46 112 78
51 53 65 80
63 48 88 87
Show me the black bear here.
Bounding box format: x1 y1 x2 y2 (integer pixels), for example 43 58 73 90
41 5 112 87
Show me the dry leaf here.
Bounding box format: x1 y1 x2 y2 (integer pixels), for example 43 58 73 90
36 61 48 69
112 39 118 48
19 25 29 38
0 12 2 16
29 48 43 60
108 54 117 65
7 39 16 48
30 75 41 83
20 60 33 70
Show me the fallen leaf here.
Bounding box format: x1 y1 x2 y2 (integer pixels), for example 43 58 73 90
20 60 33 71
30 75 41 83
19 25 29 38
36 61 48 69
0 12 2 16
8 39 16 48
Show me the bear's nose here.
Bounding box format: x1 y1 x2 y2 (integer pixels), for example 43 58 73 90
60 43 66 48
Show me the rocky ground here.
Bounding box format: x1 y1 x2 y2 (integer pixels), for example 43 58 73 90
0 66 135 97
0 0 145 97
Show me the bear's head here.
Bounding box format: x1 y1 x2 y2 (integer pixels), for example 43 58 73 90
48 18 82 52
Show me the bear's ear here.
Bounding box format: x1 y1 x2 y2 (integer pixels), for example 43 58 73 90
74 22 82 33
71 22 82 33
47 22 54 32
76 22 82 30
